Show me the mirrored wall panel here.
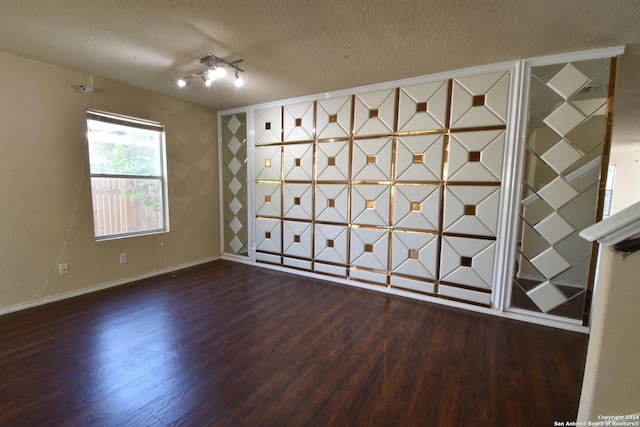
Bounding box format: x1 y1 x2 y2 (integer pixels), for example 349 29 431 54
221 112 248 256
509 58 613 321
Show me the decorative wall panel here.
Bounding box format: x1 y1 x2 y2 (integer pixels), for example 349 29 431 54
245 49 619 324
221 112 248 256
509 57 613 322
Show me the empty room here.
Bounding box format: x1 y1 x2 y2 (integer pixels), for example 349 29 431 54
1 1 639 426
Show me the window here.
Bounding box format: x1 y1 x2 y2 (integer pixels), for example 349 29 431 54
603 164 616 216
86 110 168 240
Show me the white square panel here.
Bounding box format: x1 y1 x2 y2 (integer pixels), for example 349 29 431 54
353 89 395 136
534 212 575 245
390 276 435 295
547 63 590 100
255 145 282 181
283 102 314 142
282 220 313 258
391 231 438 279
395 134 443 182
255 218 281 253
530 247 571 279
283 143 313 181
351 185 390 226
255 106 282 144
450 71 510 128
255 183 281 217
543 102 585 137
439 236 495 289
316 140 350 181
537 177 578 210
315 184 349 223
398 80 448 132
352 137 393 181
317 96 352 140
448 130 505 182
315 224 348 264
443 186 500 236
350 227 389 271
394 184 440 231
526 280 569 313
283 183 313 219
540 139 583 174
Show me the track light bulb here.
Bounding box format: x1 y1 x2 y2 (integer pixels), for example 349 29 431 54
204 78 213 87
177 78 187 87
206 69 217 81
215 66 226 78
234 75 244 87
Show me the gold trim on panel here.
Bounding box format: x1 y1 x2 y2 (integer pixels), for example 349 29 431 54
265 159 271 167
294 235 301 243
369 108 379 118
409 249 419 260
295 158 301 167
366 200 375 209
327 239 334 248
411 202 422 212
329 113 338 123
366 154 377 165
295 118 302 127
413 153 425 164
364 243 374 253
416 101 428 113
468 151 481 162
265 195 271 203
449 125 507 133
294 197 301 205
464 205 477 216
327 199 335 208
472 95 485 107
327 156 336 166
460 256 473 267
442 231 497 241
446 181 501 187
265 122 271 130
265 231 271 239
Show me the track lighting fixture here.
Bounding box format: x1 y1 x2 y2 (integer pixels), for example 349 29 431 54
177 53 244 88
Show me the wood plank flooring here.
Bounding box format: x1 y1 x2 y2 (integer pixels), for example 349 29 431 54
0 260 588 426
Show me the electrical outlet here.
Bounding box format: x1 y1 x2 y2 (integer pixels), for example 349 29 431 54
119 253 127 263
59 263 69 275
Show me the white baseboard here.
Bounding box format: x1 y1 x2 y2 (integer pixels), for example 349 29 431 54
0 256 220 316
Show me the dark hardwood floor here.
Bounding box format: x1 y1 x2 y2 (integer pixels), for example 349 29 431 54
0 260 588 426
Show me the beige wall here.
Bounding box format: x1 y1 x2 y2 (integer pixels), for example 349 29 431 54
608 149 640 215
0 52 219 313
578 247 640 420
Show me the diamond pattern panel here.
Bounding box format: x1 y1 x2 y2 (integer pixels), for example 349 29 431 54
395 135 443 182
391 231 438 279
315 184 349 224
283 183 313 220
527 281 569 313
352 137 393 181
283 220 313 258
353 89 395 136
440 236 495 290
398 80 448 132
540 139 583 174
444 186 500 237
283 143 313 181
394 184 440 231
222 112 248 256
255 106 282 144
448 130 505 182
255 218 281 253
317 96 352 140
314 224 348 264
255 145 282 181
350 228 389 271
316 141 350 181
450 71 510 128
351 185 390 226
533 212 575 245
255 183 281 217
283 102 314 142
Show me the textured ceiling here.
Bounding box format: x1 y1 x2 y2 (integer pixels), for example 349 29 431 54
1 0 640 149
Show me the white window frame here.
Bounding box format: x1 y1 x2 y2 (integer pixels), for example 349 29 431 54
86 110 169 240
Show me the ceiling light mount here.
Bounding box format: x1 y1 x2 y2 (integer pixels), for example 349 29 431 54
178 52 245 88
